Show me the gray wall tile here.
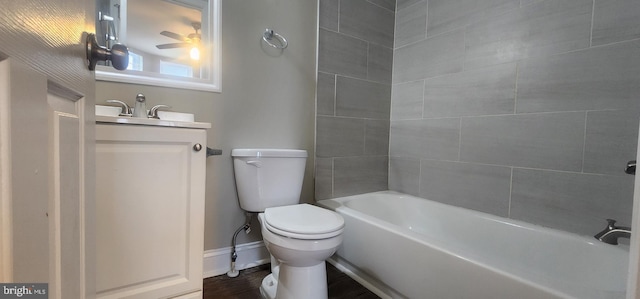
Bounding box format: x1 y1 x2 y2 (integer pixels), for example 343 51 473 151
423 63 516 118
390 118 460 160
365 119 390 155
397 0 423 10
336 76 391 119
315 158 334 200
316 1 394 201
340 0 396 47
334 156 389 196
389 157 421 196
395 1 427 48
520 0 545 6
368 44 394 84
383 0 639 236
419 160 511 217
317 72 335 116
511 168 634 236
592 0 640 46
319 0 339 31
393 29 465 83
460 113 586 171
318 29 368 79
517 39 640 113
584 110 640 176
368 0 397 11
391 80 424 120
427 0 519 37
465 0 592 70
317 116 365 157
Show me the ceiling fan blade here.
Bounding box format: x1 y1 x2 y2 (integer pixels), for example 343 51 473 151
160 31 188 41
156 43 191 49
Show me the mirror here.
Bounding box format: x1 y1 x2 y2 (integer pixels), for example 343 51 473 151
95 0 221 92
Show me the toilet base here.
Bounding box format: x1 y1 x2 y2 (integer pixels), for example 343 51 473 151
260 262 328 299
260 274 277 299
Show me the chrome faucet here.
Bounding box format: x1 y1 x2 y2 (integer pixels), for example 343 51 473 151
148 104 171 119
133 93 147 118
106 99 132 116
594 219 631 245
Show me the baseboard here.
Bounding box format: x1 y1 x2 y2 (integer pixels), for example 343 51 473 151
203 240 270 278
327 256 400 299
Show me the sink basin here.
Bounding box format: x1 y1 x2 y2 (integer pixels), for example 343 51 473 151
157 111 195 122
96 105 196 123
96 105 121 117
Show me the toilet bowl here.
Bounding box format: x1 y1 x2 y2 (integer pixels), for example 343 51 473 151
231 149 345 299
258 204 344 299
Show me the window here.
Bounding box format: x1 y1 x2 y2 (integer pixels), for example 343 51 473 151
127 51 143 71
159 61 193 78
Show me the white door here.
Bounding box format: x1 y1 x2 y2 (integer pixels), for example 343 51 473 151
0 0 97 298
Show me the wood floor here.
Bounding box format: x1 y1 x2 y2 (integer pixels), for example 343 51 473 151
203 263 380 299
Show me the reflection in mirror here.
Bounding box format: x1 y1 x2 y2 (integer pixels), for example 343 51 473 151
95 0 221 92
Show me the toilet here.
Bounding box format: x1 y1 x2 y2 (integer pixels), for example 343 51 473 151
231 149 344 299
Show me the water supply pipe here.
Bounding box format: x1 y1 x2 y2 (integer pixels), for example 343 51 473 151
227 212 253 277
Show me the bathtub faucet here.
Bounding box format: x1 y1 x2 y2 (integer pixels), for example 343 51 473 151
594 219 631 245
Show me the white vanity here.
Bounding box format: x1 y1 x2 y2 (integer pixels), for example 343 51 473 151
95 115 210 299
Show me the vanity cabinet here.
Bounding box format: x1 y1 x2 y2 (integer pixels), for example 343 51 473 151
95 120 209 299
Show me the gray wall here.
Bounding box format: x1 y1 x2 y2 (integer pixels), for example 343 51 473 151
390 0 640 236
96 0 318 251
315 0 395 199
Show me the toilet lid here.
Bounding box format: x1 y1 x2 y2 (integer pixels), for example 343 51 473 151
264 204 344 239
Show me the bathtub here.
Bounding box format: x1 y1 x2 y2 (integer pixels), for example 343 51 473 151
317 191 629 299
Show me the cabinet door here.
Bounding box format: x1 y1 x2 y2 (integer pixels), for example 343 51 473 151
95 124 206 299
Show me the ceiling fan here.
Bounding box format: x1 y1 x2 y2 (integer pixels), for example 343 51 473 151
156 22 201 50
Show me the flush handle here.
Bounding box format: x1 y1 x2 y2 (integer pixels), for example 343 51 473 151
246 160 262 168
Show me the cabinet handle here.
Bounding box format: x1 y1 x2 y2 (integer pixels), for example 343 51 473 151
193 143 203 152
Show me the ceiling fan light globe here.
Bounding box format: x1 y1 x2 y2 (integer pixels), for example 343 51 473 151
190 47 200 60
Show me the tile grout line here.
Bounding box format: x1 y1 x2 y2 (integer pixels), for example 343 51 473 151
365 0 395 13
589 0 595 48
337 0 340 32
421 79 426 119
581 111 588 173
457 118 462 161
418 158 423 196
390 155 618 177
331 157 335 198
424 0 429 40
333 74 337 117
514 63 519 114
508 167 513 218
363 117 367 156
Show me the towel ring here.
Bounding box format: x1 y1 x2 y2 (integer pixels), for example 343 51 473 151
262 28 288 49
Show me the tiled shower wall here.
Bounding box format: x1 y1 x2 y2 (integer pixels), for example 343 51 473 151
315 0 396 199
390 0 640 236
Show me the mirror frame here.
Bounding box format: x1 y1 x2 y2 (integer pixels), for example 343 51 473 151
95 0 221 92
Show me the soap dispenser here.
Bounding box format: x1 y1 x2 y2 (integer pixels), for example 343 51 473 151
133 93 147 118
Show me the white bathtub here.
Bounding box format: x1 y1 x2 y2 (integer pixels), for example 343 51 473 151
317 191 629 299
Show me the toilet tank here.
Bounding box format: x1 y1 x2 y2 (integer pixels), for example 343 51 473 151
231 149 308 212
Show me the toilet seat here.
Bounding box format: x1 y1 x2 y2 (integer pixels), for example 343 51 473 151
264 204 344 240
